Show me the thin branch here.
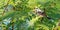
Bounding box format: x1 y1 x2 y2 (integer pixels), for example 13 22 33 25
2 0 10 16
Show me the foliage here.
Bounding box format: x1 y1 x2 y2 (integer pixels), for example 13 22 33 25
0 0 60 30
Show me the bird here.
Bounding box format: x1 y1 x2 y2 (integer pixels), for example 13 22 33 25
34 7 53 20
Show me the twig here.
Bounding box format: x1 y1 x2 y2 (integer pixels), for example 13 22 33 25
2 0 10 16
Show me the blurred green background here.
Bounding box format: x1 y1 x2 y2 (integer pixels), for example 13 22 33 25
0 0 60 30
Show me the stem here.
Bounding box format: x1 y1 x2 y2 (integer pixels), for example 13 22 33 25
2 0 10 16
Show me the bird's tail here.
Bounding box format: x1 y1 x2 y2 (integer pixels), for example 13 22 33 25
46 16 53 20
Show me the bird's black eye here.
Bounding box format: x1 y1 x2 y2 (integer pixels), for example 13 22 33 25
38 12 41 13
